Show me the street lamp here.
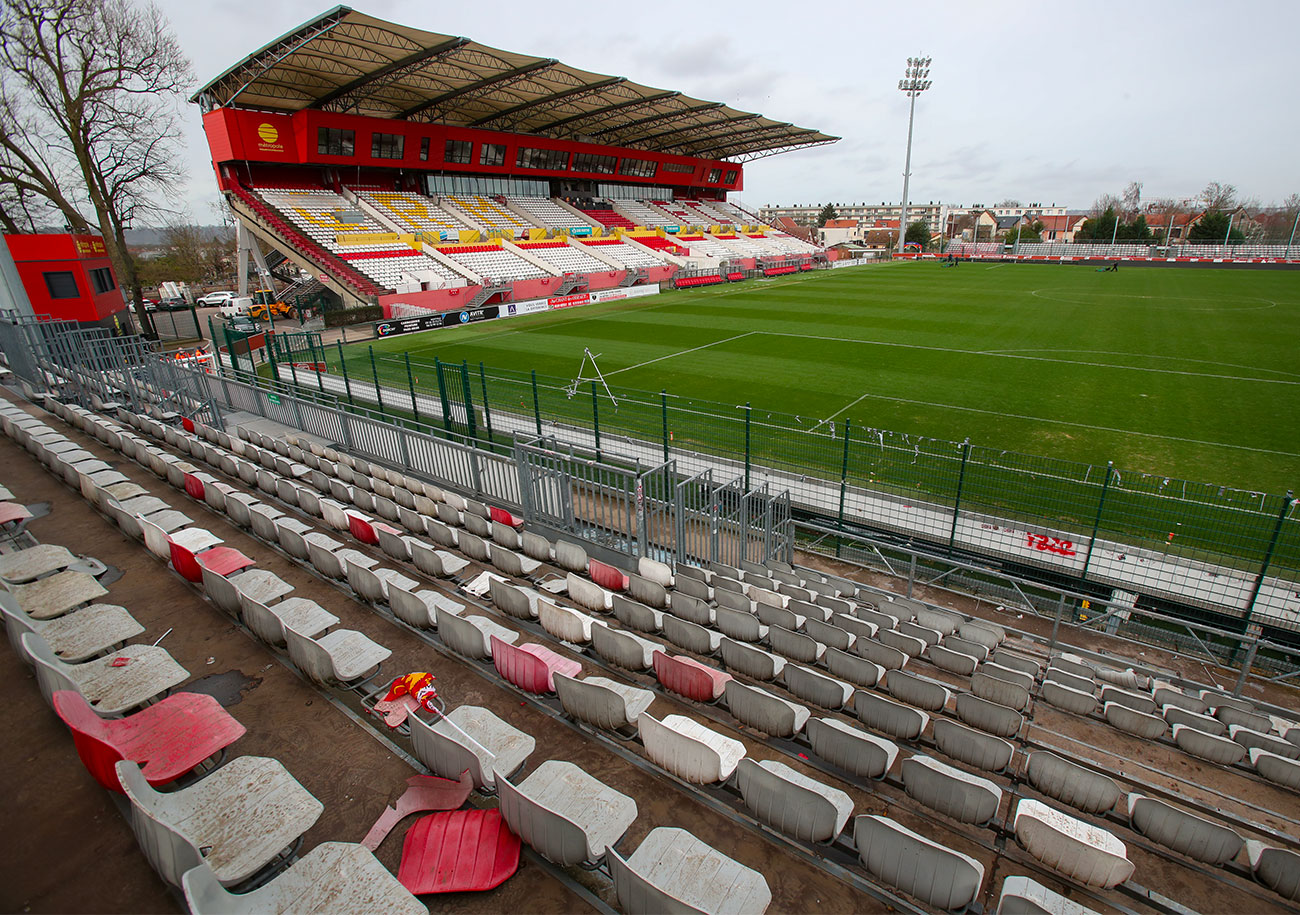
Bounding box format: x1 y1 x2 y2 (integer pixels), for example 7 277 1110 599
897 56 933 255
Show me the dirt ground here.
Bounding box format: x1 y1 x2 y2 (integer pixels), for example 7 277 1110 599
4 389 1298 915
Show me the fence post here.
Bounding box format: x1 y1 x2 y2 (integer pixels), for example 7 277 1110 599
661 389 669 462
309 338 325 393
948 438 970 555
460 360 478 440
531 369 542 436
906 552 916 598
1245 491 1294 616
266 333 280 387
837 417 852 532
1233 636 1261 697
744 401 752 491
479 362 494 447
404 352 420 423
1081 462 1114 579
591 380 601 462
368 345 384 412
288 348 299 387
1049 593 1066 652
335 341 354 407
434 357 453 434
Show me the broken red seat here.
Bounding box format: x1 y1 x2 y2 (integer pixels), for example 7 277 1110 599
589 558 629 592
653 650 732 702
489 507 524 529
52 689 246 793
180 417 195 434
398 809 520 895
183 472 205 501
169 538 254 584
491 636 581 694
348 511 379 545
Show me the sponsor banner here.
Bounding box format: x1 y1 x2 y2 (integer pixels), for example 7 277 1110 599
569 226 592 237
548 293 591 310
374 306 500 338
504 300 550 318
292 362 327 372
663 225 681 234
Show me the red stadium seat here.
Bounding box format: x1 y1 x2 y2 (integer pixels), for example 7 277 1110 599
653 650 731 702
398 809 521 894
53 689 246 793
588 558 629 591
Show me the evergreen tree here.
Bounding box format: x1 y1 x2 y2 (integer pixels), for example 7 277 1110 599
816 203 839 227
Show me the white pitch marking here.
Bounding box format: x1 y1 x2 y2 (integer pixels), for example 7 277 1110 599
604 332 757 376
815 390 1299 458
759 331 1300 386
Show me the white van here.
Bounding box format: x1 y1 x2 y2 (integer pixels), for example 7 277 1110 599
219 297 252 319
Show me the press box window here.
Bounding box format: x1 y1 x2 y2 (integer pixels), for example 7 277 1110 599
707 168 723 183
662 162 694 174
43 271 80 299
317 127 355 157
88 266 115 295
516 147 568 170
724 170 738 184
618 158 657 178
371 132 405 160
419 137 430 161
444 140 473 164
571 152 616 174
479 143 507 167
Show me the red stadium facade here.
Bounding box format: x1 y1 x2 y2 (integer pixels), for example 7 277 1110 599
194 7 836 319
3 233 131 331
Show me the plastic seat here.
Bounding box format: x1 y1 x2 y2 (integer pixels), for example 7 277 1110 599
410 540 470 578
654 650 731 701
3 598 142 664
495 759 637 867
409 705 535 791
172 539 253 584
53 690 246 792
23 632 188 716
1013 798 1134 888
284 622 390 690
539 599 598 644
491 636 582 693
389 583 463 630
0 543 77 584
117 757 323 887
854 815 985 910
554 673 655 735
608 827 771 915
639 713 746 784
11 569 108 620
397 811 522 896
436 609 518 660
242 596 337 647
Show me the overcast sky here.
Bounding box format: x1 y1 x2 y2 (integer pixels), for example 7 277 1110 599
165 0 1300 219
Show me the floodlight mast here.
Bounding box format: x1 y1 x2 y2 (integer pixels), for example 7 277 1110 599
897 56 933 255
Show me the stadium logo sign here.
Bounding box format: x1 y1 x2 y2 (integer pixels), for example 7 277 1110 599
255 122 285 153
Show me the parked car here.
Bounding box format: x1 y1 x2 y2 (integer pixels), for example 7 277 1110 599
140 298 158 312
198 290 235 306
160 297 190 311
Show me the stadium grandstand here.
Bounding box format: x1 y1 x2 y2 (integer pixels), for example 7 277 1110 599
192 7 836 315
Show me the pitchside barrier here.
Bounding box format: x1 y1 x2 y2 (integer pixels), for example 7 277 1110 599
250 340 1300 644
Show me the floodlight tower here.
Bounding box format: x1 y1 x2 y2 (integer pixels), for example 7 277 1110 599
897 56 932 255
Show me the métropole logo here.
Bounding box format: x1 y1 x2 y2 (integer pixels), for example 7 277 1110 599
255 122 284 152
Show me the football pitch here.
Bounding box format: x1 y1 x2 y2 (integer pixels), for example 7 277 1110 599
339 261 1300 495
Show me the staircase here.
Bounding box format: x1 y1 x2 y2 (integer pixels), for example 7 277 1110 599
466 279 513 309
619 267 649 287
553 273 588 296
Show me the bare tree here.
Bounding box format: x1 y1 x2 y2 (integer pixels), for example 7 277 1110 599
1200 181 1237 212
1121 181 1143 221
994 198 1022 208
1090 193 1122 220
0 0 193 337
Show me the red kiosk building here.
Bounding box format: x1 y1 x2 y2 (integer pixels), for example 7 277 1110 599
2 233 131 332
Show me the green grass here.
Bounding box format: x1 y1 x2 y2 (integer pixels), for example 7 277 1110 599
343 261 1300 495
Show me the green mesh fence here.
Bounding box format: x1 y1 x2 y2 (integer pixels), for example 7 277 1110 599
313 342 1299 634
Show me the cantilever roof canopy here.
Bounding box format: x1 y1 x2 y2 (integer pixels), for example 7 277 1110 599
192 6 838 162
